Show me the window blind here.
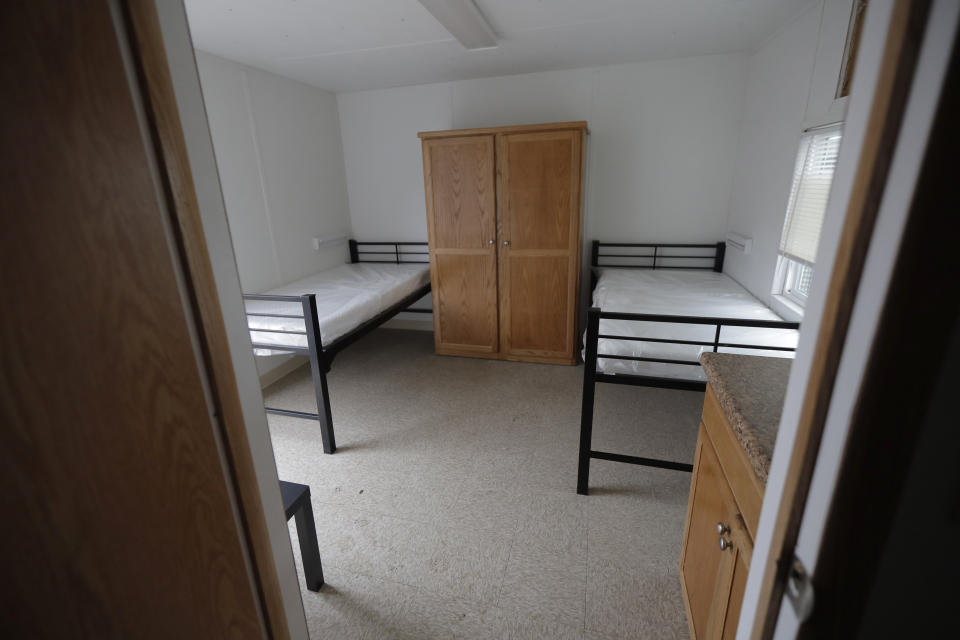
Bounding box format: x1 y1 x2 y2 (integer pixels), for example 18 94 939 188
779 126 843 265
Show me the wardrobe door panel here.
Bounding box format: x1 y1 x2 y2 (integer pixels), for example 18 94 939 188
503 135 575 250
497 130 583 363
433 253 499 353
506 255 568 354
423 135 499 355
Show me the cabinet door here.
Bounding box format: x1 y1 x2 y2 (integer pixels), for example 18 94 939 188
496 129 583 363
713 515 753 640
680 425 734 638
423 135 499 356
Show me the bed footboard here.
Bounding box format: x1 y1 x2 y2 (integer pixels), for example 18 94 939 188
576 306 800 495
244 293 336 454
241 238 431 455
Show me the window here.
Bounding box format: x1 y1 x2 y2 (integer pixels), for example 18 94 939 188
774 125 843 309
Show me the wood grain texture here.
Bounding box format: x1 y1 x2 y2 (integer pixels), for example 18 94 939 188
702 385 764 539
497 130 583 364
0 2 264 638
422 135 499 356
122 2 288 637
681 420 758 640
504 255 569 354
433 254 499 352
714 515 753 640
680 425 734 640
418 120 588 139
421 124 584 364
750 2 928 637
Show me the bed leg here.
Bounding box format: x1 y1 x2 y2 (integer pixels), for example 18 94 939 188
577 307 601 495
302 294 336 454
310 360 336 454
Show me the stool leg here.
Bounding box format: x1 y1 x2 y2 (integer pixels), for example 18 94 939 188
294 497 324 591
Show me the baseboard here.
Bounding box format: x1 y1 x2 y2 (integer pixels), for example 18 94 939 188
258 355 308 389
380 317 433 331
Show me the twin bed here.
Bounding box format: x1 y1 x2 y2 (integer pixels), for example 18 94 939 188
242 238 798 478
576 241 800 494
242 240 430 454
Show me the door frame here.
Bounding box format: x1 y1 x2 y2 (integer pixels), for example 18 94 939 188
122 1 308 637
740 0 951 637
796 7 959 634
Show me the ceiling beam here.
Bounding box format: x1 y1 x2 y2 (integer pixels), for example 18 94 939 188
418 0 497 50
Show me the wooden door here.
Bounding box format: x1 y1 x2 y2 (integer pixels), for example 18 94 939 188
680 426 734 639
497 129 583 364
0 2 266 637
422 135 500 357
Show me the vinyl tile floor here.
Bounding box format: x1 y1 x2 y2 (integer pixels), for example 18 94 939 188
265 329 703 639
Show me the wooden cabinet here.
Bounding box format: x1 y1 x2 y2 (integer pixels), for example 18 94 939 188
420 122 586 365
680 385 764 639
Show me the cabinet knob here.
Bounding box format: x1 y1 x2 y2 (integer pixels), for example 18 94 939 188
717 522 730 535
503 240 510 246
719 537 733 551
488 239 495 245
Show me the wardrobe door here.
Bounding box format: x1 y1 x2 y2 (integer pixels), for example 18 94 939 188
497 129 583 364
422 135 500 356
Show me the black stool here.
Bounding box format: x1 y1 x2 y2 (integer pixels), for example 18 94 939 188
280 480 324 591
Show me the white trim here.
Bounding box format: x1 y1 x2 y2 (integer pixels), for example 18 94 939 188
770 294 805 323
381 316 434 332
153 3 309 636
738 1 958 637
257 356 308 389
780 2 959 636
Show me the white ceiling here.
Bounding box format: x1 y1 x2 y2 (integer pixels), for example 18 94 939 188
185 0 815 93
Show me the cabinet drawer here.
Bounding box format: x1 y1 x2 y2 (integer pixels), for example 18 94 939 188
701 384 764 538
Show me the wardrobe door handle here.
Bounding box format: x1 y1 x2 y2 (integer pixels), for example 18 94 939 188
503 240 510 246
488 239 495 245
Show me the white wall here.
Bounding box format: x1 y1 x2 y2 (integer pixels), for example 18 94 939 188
338 53 748 326
722 6 822 308
723 0 852 312
340 53 746 243
196 51 353 376
196 51 352 290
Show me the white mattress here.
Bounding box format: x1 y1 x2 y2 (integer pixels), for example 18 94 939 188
246 263 430 354
590 269 798 379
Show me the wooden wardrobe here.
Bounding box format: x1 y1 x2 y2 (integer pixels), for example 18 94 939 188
419 121 586 365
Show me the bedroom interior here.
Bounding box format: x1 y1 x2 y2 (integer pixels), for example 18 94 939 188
181 0 874 636
185 0 945 637
3 0 957 638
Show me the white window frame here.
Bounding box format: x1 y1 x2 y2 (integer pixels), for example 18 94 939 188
774 255 814 309
773 123 844 315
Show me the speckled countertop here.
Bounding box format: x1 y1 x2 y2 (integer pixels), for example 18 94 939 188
699 353 792 484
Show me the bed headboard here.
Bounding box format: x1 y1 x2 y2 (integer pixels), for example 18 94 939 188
349 240 429 264
590 240 726 272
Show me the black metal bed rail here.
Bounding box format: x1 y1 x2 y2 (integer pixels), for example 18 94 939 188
591 240 726 272
349 239 429 264
240 240 432 455
242 292 336 453
576 305 799 495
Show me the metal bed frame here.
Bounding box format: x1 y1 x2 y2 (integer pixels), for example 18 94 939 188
576 240 800 494
242 240 430 454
